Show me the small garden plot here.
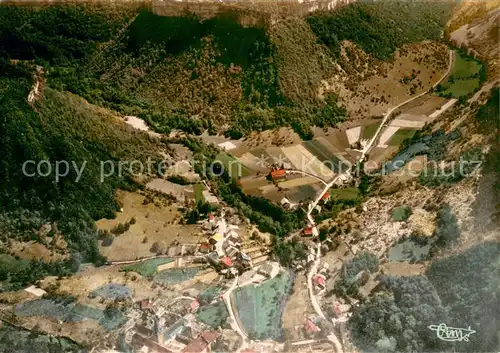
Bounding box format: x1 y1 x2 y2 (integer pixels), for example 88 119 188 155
233 270 293 340
153 267 202 285
389 129 416 146
90 283 131 300
196 301 229 328
122 258 174 277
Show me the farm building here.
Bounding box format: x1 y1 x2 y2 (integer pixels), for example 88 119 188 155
313 274 326 290
270 169 286 180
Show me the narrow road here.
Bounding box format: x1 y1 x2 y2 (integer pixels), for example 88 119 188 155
222 276 251 352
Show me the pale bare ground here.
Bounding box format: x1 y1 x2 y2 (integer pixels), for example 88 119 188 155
238 152 269 173
281 145 335 179
18 315 109 349
404 96 450 116
282 274 315 342
381 262 426 277
321 41 449 119
145 178 193 202
97 190 203 261
276 176 323 189
390 117 426 129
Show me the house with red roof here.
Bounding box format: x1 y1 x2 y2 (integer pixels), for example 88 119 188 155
270 169 286 180
304 318 321 335
182 331 219 353
313 274 326 290
302 227 314 237
220 256 233 267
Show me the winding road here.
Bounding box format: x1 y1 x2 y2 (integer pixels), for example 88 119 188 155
303 48 455 353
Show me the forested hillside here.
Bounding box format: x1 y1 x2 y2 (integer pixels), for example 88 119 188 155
0 2 454 139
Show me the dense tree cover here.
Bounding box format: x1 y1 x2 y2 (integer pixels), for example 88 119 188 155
349 276 448 352
476 88 500 224
427 242 500 352
0 62 162 289
433 204 460 248
0 4 137 64
349 242 500 352
0 5 345 139
271 236 308 267
307 1 454 60
0 322 85 353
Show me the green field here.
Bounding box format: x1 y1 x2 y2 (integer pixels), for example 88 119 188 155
194 183 205 203
215 152 254 179
233 270 293 340
362 122 381 140
389 129 417 146
438 51 484 98
121 258 174 277
331 187 360 200
153 267 201 285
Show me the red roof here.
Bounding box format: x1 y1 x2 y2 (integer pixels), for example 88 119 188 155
303 227 313 235
140 299 153 310
182 337 207 353
313 274 326 286
220 256 233 267
208 213 215 220
304 319 321 333
201 331 219 343
182 332 219 353
321 192 331 200
270 169 286 179
190 300 200 311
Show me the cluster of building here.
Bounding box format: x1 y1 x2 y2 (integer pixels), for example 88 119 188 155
122 297 220 353
198 212 254 277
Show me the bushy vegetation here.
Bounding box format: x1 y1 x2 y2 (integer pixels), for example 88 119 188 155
0 323 84 353
334 252 379 298
271 236 308 267
307 1 454 60
391 205 412 221
433 204 460 248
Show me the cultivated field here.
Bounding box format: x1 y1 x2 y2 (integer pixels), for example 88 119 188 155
233 270 293 340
